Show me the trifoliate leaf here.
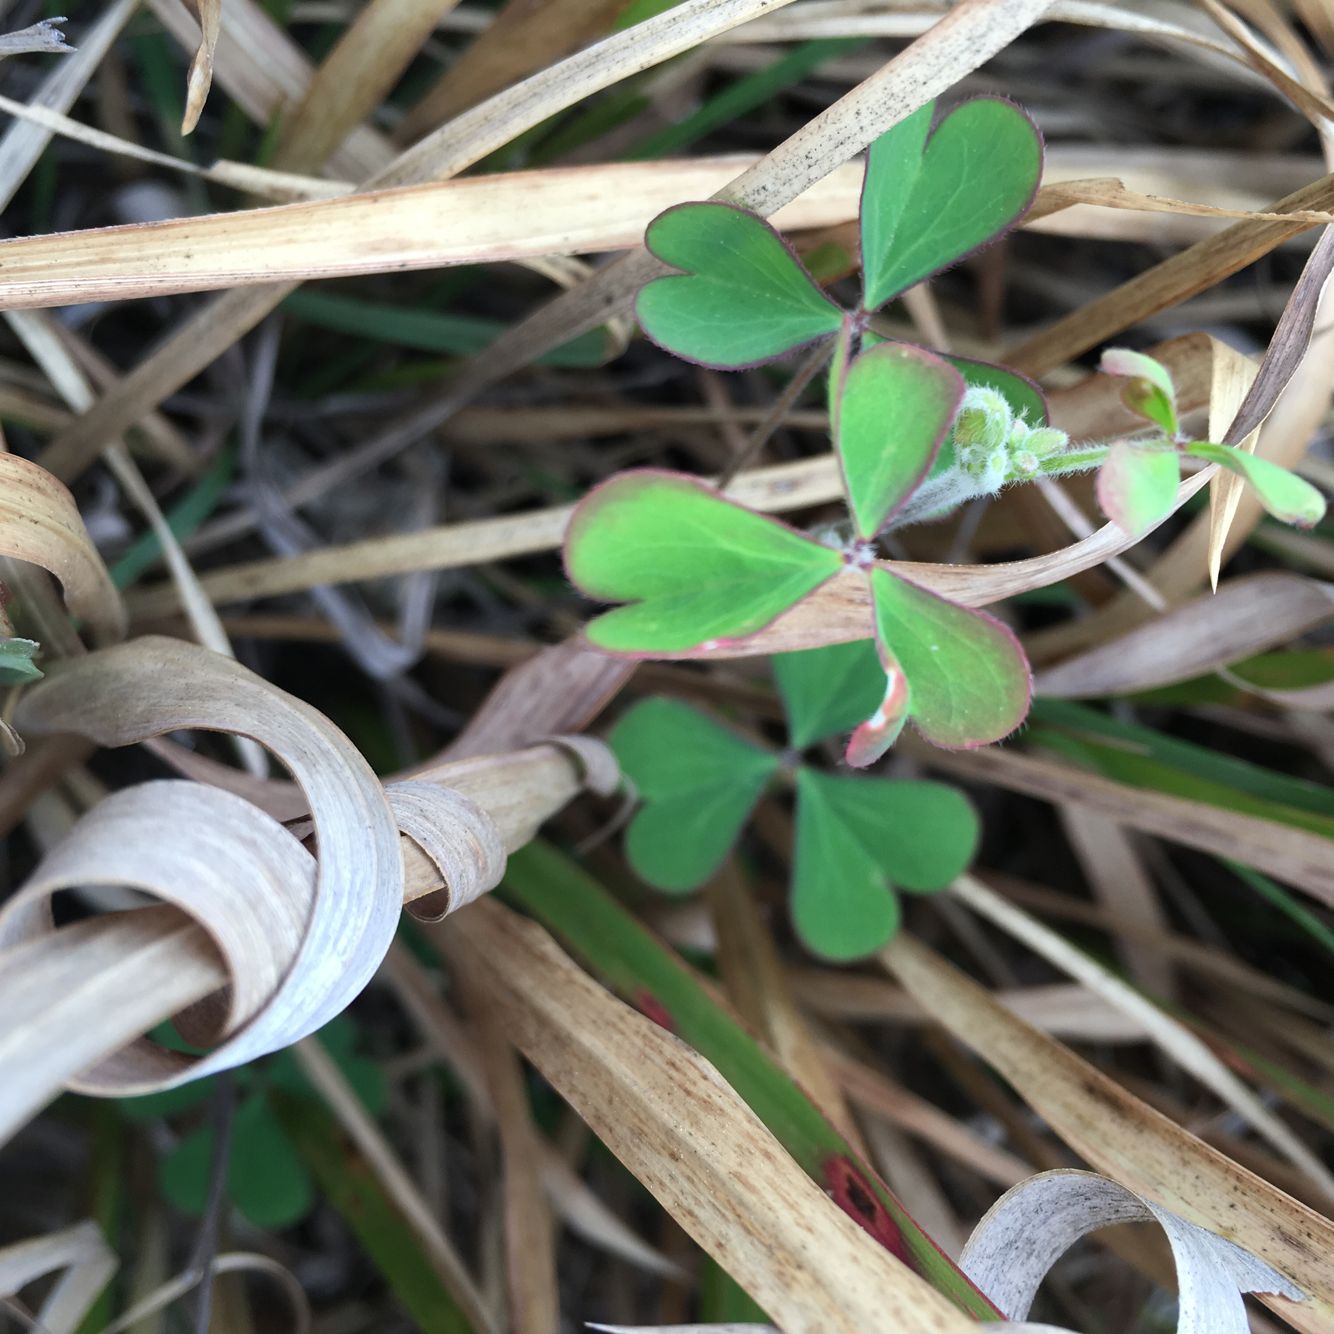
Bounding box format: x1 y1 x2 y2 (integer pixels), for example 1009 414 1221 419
835 343 963 539
566 471 843 654
637 203 844 368
792 769 977 958
860 98 1042 313
612 697 779 891
869 566 1031 748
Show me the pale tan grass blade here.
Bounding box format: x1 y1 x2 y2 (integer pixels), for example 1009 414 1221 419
396 0 627 136
0 454 124 643
271 0 465 174
180 0 221 134
1034 572 1334 697
708 863 865 1150
294 1036 498 1333
385 944 683 1277
0 159 863 308
1058 811 1176 1000
0 1218 117 1334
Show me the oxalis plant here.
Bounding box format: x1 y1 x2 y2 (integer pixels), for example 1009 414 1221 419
612 640 978 959
564 93 1327 764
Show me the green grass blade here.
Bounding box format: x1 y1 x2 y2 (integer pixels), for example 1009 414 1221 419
271 1090 477 1334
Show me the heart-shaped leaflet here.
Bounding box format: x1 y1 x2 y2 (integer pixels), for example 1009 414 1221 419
565 470 844 655
859 97 1043 313
637 202 844 368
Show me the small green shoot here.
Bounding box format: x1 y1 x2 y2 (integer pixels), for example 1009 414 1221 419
611 641 979 959
1093 348 1326 537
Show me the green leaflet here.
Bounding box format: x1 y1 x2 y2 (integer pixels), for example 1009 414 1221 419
161 1091 313 1230
612 697 779 891
792 770 977 959
859 98 1042 312
0 636 42 686
835 343 963 539
1187 442 1327 528
1101 347 1180 437
1095 440 1181 537
869 566 1030 748
565 471 843 654
637 203 844 367
772 639 888 748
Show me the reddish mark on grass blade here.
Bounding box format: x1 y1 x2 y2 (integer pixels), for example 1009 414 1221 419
634 990 677 1034
823 1154 915 1267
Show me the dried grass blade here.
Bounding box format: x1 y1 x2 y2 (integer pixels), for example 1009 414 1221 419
271 0 466 174
1034 573 1334 697
0 159 863 309
1005 172 1334 376
0 1 135 212
881 934 1334 1329
916 743 1334 909
0 453 124 643
950 876 1334 1197
181 0 221 134
0 1218 117 1334
437 898 978 1333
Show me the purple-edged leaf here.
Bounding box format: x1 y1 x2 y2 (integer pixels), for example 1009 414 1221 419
869 566 1031 748
637 202 844 368
1096 440 1181 538
611 697 778 892
859 97 1043 313
772 639 889 750
835 343 964 539
792 769 979 959
565 470 843 654
1187 443 1326 528
1100 347 1180 437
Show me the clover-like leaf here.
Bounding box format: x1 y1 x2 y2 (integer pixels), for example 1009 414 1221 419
0 636 42 686
1096 439 1181 538
773 640 889 749
835 343 964 540
792 769 979 959
160 1092 313 1230
636 202 844 368
869 566 1031 749
612 696 779 891
566 470 844 654
1101 347 1179 437
1186 442 1326 528
859 98 1043 313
